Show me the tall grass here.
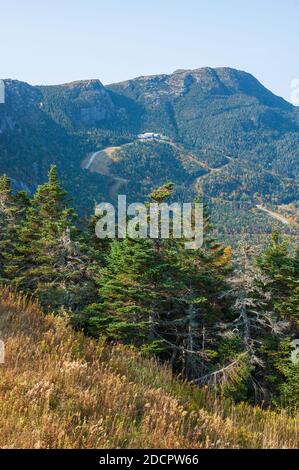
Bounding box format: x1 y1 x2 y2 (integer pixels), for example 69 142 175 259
0 286 298 449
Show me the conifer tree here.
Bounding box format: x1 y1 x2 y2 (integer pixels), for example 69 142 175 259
256 231 299 404
86 182 186 352
257 230 299 324
11 166 94 311
0 175 15 281
0 175 28 283
162 218 232 381
87 182 232 379
87 237 162 351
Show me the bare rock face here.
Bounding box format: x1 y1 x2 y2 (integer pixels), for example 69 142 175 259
63 80 115 125
80 88 112 123
38 79 116 129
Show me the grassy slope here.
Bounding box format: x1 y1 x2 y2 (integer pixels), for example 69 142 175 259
0 287 299 449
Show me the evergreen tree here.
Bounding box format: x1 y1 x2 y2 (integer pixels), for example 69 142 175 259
11 166 94 311
0 175 28 283
85 183 185 352
219 233 298 404
222 239 281 401
158 231 232 381
87 237 163 351
87 182 232 379
256 231 299 405
257 230 299 325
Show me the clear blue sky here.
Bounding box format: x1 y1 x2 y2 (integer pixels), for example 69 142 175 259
1 0 298 102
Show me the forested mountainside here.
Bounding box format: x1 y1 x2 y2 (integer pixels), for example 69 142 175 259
0 169 298 409
0 67 298 240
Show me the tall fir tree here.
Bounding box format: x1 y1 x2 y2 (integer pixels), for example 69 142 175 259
0 175 29 283
87 237 163 351
163 217 232 381
257 230 299 325
86 182 232 378
11 166 94 311
256 231 299 406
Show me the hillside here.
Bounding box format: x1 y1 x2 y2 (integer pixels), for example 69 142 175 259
108 68 299 179
1 287 299 449
0 67 298 239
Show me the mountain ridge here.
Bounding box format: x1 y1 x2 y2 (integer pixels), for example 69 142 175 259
108 67 293 109
2 67 295 107
0 67 298 240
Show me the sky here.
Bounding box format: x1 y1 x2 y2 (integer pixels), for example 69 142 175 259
1 0 299 103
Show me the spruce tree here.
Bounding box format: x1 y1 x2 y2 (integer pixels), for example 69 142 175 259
162 218 232 381
257 230 299 324
86 182 185 352
11 166 94 311
0 175 28 283
87 237 162 351
90 183 231 379
256 231 299 404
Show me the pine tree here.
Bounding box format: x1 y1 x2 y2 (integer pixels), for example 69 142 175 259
0 175 28 283
86 182 231 380
164 221 232 381
221 239 277 401
85 182 185 352
256 231 299 404
257 230 299 325
87 237 164 352
11 166 94 311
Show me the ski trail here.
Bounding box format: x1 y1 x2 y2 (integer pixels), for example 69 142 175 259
85 151 99 170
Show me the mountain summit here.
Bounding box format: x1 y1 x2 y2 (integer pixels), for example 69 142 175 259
110 67 291 109
0 67 298 238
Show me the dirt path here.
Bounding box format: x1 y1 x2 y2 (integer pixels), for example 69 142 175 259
82 139 235 199
82 147 120 175
256 205 291 225
82 147 127 198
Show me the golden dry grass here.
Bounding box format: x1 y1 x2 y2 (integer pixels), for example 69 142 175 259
0 287 299 449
